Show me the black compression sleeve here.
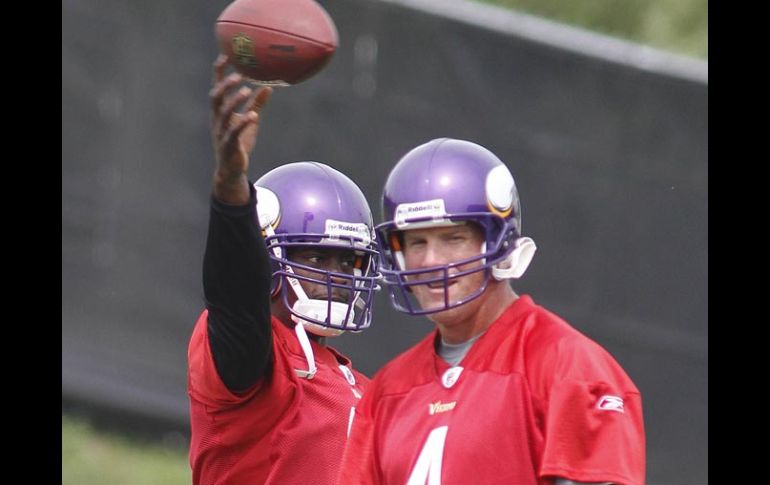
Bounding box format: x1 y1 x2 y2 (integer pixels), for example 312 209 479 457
203 184 274 392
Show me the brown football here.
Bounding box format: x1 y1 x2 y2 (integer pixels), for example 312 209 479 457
215 0 338 85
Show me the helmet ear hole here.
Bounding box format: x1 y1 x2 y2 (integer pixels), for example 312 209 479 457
492 237 536 280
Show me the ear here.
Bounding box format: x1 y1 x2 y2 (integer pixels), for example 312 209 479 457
492 237 537 280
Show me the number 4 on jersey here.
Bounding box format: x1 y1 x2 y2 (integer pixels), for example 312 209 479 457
407 426 448 485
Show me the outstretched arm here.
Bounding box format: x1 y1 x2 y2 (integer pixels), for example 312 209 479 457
203 55 276 393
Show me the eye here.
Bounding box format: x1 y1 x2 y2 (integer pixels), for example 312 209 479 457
404 238 426 250
451 236 472 247
299 252 325 265
338 253 358 270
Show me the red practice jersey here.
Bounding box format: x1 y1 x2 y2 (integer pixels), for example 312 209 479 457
188 310 368 484
340 295 645 485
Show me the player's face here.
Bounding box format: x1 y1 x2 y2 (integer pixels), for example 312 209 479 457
286 246 358 303
401 223 486 314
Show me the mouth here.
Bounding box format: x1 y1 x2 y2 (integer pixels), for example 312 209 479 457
425 280 457 290
304 293 349 304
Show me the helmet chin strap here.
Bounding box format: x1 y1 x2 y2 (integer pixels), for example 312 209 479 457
491 237 537 280
292 321 317 379
263 224 317 378
283 263 359 338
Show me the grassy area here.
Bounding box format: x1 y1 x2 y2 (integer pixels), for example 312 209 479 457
478 0 708 59
62 414 190 485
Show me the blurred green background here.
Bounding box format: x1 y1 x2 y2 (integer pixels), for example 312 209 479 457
61 1 707 484
482 0 707 58
62 414 190 485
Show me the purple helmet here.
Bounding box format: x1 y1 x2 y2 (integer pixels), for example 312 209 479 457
254 162 380 335
376 138 536 315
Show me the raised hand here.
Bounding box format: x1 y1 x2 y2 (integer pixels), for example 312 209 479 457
209 54 273 205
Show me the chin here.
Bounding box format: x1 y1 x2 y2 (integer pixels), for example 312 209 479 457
424 298 476 326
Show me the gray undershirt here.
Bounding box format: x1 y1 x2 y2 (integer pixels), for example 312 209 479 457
437 332 484 366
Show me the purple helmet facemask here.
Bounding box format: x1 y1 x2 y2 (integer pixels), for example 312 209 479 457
376 138 536 316
254 162 381 336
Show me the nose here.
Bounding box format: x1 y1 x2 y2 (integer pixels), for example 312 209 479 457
329 272 354 303
325 255 349 275
329 271 351 285
419 241 444 269
326 255 356 285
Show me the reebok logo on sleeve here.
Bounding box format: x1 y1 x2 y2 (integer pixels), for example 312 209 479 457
596 395 624 412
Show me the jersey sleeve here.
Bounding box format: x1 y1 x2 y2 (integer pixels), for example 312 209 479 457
187 310 266 407
536 336 646 485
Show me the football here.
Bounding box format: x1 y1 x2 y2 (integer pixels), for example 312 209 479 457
215 0 339 85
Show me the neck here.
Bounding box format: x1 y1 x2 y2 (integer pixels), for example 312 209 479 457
434 282 518 344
